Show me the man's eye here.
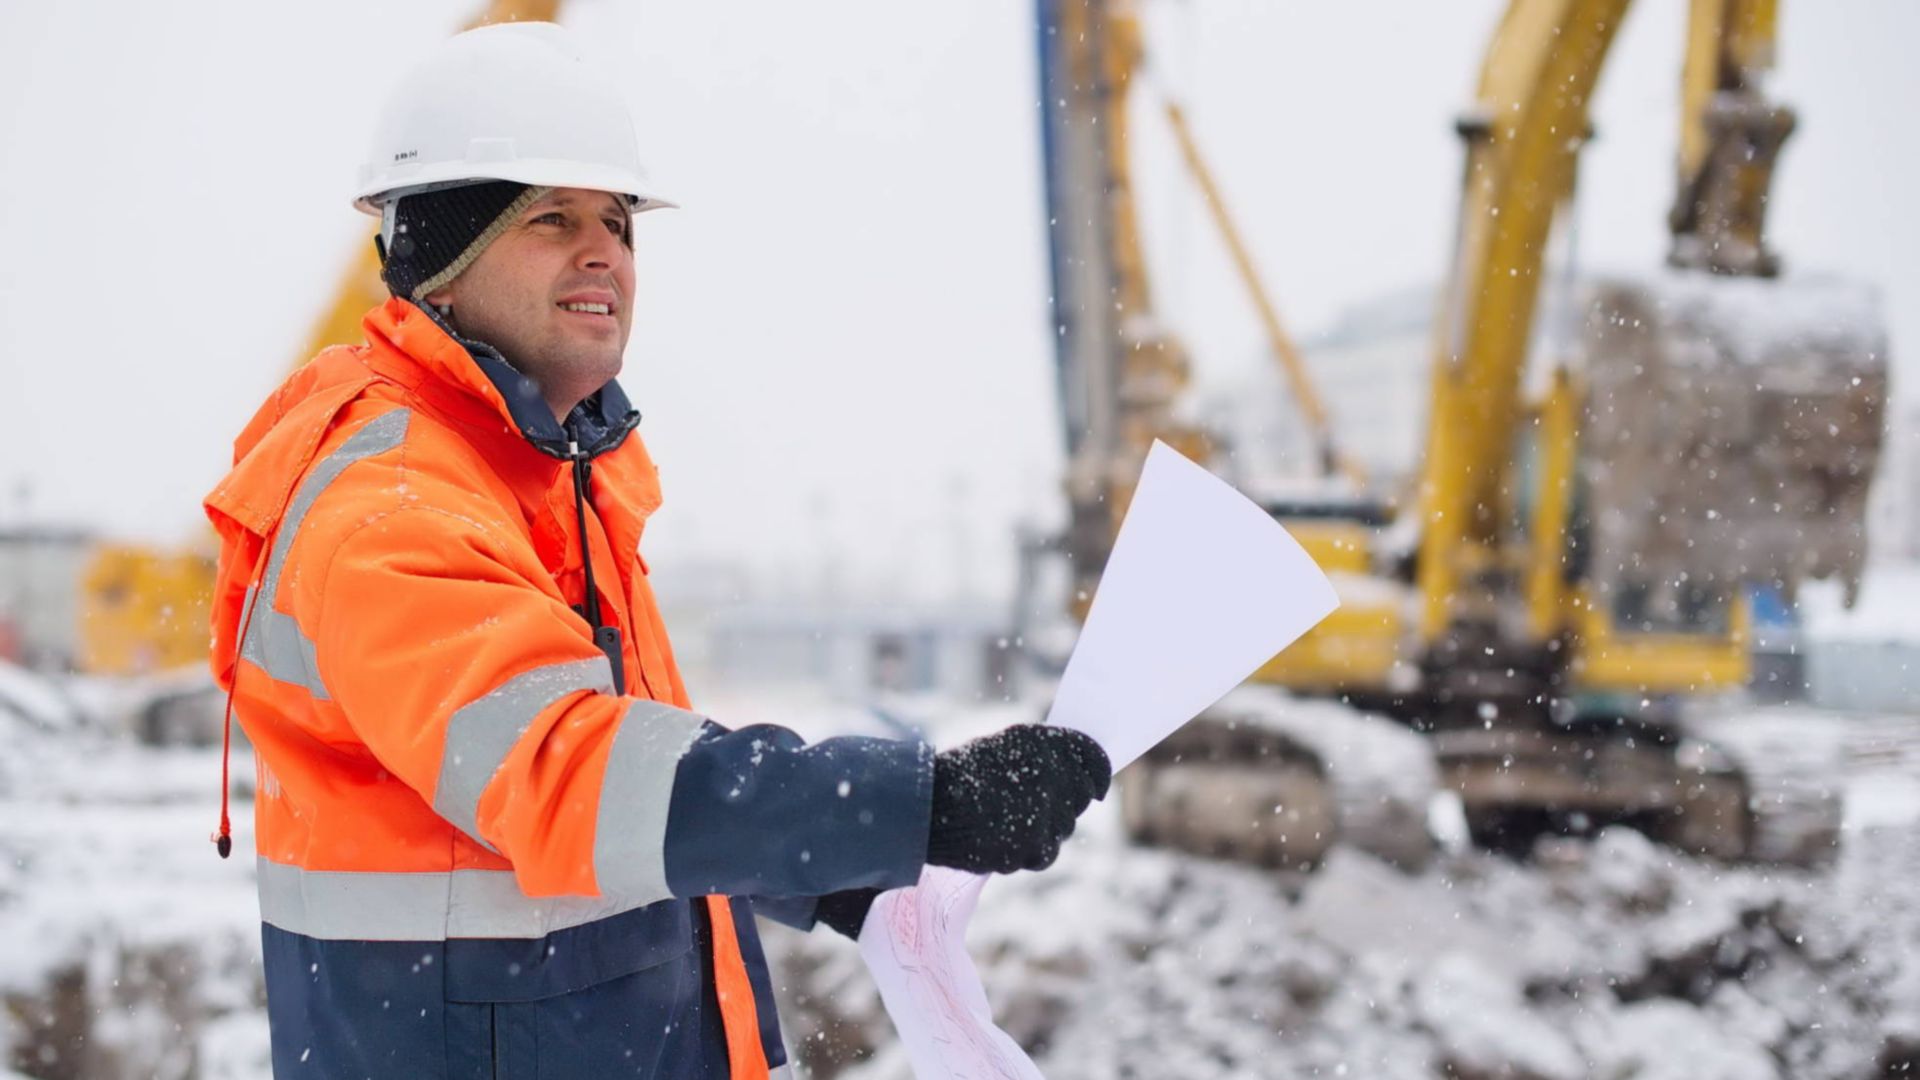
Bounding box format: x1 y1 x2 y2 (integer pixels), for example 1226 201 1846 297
533 211 567 225
604 218 628 239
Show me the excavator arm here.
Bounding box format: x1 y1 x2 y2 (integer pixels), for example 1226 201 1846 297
1670 0 1793 276
1414 0 1871 666
1414 0 1630 649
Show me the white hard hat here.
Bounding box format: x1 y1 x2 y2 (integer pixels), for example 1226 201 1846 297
353 22 673 216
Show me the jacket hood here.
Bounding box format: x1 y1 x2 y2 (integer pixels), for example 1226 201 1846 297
203 297 647 687
203 347 380 687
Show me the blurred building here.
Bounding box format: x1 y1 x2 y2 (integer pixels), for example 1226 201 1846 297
649 555 1016 703
699 600 1013 704
1868 398 1920 563
1799 564 1920 714
647 556 760 680
1203 285 1433 499
0 525 93 671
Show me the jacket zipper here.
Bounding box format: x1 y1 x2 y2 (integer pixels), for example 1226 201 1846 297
568 439 628 695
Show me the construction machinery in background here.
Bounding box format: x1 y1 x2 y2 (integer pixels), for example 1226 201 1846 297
1026 0 1886 868
78 544 216 674
69 0 1883 866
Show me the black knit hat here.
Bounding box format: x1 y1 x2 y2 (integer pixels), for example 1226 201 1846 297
380 180 549 301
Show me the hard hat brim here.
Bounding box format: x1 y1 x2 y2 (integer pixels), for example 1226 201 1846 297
354 159 675 216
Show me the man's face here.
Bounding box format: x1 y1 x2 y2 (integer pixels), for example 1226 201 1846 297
426 186 636 420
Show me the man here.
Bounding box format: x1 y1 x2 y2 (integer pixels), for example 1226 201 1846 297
205 23 1110 1079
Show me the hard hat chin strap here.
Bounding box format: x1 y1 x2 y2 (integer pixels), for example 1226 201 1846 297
374 200 416 267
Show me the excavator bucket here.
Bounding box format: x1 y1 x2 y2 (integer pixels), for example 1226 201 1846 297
1575 274 1888 627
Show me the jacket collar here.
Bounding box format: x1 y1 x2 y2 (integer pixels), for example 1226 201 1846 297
363 297 641 461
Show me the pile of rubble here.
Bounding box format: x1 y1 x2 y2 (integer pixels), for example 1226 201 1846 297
773 812 1920 1079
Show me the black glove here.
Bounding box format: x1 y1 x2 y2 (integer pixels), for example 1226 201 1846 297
814 887 880 940
925 725 1111 875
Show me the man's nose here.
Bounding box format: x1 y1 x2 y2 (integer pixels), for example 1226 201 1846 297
575 222 626 271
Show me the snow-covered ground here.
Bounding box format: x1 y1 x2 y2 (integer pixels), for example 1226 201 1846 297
0 717 264 1079
772 700 1920 1080
3 678 1918 1079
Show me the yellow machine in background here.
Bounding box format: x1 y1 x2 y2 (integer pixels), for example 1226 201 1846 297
1032 0 1885 867
78 544 216 674
76 0 560 679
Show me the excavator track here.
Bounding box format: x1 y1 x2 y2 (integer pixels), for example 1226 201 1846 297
1686 711 1848 868
1432 719 1750 860
1119 688 1437 871
1428 709 1843 868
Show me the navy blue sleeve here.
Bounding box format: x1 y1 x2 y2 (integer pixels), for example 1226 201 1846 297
746 895 820 933
662 722 933 899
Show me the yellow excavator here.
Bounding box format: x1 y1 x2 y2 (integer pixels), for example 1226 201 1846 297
1030 0 1885 867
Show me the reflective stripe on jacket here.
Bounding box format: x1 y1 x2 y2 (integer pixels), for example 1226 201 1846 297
206 297 932 1078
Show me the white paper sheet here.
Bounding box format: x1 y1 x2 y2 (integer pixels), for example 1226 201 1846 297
859 868 1027 1078
858 441 1342 1079
1041 441 1341 767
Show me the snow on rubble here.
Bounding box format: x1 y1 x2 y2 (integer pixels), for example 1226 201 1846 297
3 680 1919 1079
778 816 1920 1079
771 695 1920 1080
0 676 266 1080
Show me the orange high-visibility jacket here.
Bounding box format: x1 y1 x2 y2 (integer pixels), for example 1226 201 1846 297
206 298 931 1079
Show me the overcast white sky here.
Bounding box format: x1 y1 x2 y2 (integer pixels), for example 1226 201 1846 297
1 1 1913 604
